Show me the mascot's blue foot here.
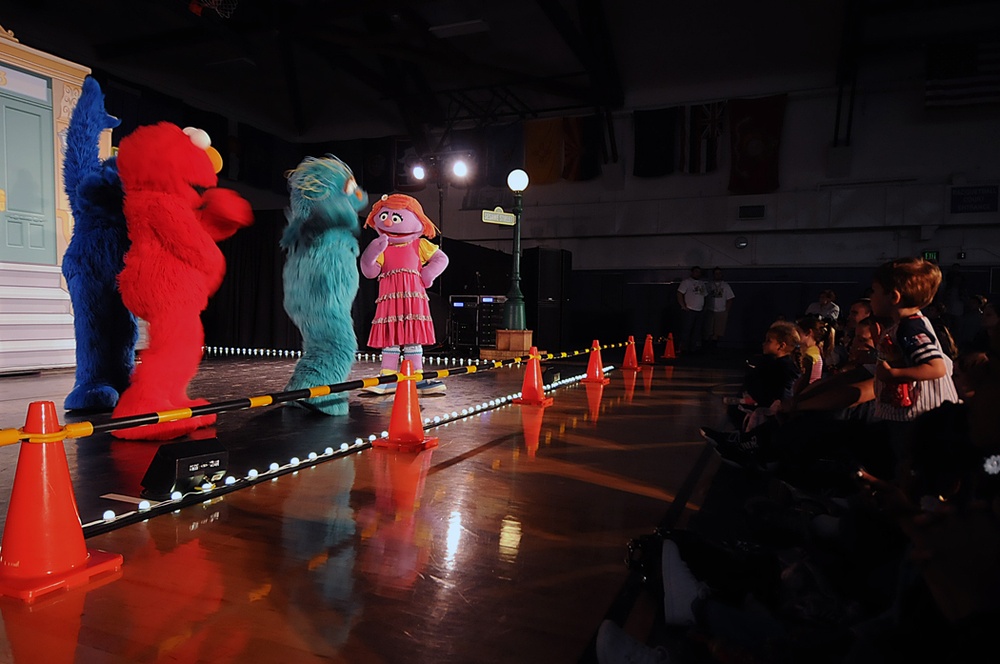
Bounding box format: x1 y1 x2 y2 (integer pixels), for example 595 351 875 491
64 383 120 412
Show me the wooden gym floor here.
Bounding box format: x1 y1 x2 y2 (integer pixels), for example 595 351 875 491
0 350 743 663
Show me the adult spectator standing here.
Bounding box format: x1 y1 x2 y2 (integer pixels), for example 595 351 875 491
805 289 840 323
676 266 707 355
704 267 735 351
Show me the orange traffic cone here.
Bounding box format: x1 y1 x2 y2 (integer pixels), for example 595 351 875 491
661 333 676 360
622 368 638 403
641 334 656 364
375 360 439 452
0 401 123 602
514 346 554 406
581 340 610 385
622 336 639 370
585 382 605 422
520 405 546 458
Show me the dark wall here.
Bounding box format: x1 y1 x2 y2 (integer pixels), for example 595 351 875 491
203 218 998 356
567 264 998 353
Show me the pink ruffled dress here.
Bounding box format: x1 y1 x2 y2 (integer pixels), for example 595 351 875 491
367 239 436 348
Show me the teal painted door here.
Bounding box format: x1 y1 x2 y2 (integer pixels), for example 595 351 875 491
0 92 56 265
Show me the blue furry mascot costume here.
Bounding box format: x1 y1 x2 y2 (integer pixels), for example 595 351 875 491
281 156 368 415
61 76 138 411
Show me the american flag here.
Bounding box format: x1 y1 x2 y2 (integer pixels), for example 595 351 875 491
925 42 1000 107
679 102 726 174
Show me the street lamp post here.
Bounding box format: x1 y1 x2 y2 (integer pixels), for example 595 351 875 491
502 169 529 330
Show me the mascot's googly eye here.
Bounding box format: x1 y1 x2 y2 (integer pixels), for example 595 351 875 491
378 211 389 221
182 126 212 150
391 213 403 224
343 179 357 196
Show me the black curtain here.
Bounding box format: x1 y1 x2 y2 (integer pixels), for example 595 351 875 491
203 209 301 350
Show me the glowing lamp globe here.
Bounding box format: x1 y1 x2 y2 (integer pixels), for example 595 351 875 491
507 169 529 192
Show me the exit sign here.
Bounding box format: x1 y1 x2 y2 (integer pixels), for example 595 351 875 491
922 250 939 263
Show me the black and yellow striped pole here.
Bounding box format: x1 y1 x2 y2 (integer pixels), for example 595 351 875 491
0 340 630 446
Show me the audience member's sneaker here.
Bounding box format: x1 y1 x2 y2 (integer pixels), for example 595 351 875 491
595 620 671 664
709 429 763 466
415 379 446 395
699 427 740 447
661 539 708 626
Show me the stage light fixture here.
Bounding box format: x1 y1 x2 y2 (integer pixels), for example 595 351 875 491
412 163 426 180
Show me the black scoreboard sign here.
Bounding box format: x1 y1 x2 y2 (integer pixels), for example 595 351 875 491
949 185 999 214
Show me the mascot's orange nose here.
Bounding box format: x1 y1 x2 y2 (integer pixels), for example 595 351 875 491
206 146 224 174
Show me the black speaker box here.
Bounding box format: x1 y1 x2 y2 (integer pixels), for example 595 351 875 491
141 439 229 500
522 248 572 351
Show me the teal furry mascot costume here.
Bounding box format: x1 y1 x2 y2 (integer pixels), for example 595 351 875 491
281 156 368 415
62 76 138 411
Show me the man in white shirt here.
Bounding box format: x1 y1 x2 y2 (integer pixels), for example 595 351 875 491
704 267 735 351
676 266 707 355
805 289 840 323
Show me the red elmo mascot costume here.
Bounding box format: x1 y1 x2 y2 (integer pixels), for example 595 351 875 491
111 123 252 439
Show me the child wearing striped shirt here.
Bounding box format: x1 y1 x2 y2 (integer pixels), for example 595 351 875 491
869 258 959 476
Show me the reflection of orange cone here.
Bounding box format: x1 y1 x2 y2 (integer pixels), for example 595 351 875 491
622 336 639 370
642 366 654 394
663 365 675 380
585 382 605 422
0 402 123 602
375 361 438 452
1 583 87 663
513 346 554 406
372 447 434 513
520 405 546 458
662 333 676 360
581 340 610 385
641 334 656 364
622 368 638 403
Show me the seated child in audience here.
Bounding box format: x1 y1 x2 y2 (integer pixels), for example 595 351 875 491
728 321 802 432
830 298 873 371
783 316 887 422
794 315 832 394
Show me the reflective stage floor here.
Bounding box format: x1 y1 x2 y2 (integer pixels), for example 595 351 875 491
0 351 743 663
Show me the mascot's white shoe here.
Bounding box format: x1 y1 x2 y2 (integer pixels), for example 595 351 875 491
363 370 398 395
416 379 446 395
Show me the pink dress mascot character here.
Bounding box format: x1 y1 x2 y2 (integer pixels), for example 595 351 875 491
360 194 449 394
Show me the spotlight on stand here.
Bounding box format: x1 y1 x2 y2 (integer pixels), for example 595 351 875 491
140 439 229 501
411 163 426 180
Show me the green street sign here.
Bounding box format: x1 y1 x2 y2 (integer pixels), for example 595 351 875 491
481 206 516 226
